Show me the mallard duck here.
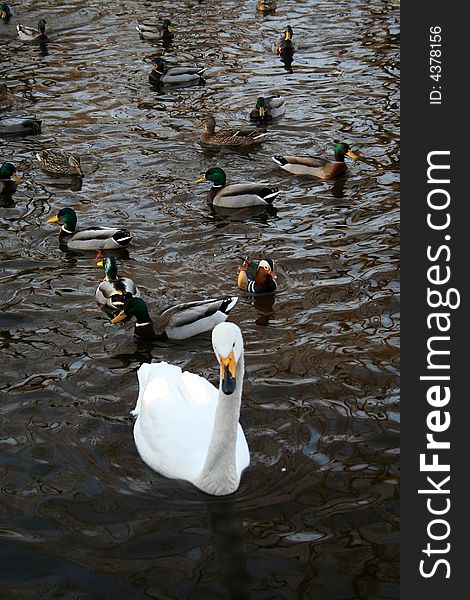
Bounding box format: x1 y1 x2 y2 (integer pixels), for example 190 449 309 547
256 0 276 14
111 296 238 341
36 150 84 178
273 25 294 56
238 258 277 293
131 321 250 495
96 257 141 311
136 19 174 42
0 3 14 20
200 115 268 147
17 19 48 42
0 162 21 195
149 57 205 85
0 83 14 112
272 143 358 179
196 167 280 208
47 207 133 250
249 95 285 123
0 116 41 136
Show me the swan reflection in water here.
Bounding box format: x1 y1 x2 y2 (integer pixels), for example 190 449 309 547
207 496 252 600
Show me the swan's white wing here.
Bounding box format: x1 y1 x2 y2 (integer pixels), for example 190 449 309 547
133 362 220 482
236 423 250 475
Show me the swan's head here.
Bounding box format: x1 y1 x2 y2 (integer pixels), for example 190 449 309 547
212 322 243 395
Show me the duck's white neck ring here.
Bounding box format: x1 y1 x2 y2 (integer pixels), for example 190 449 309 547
61 226 74 234
136 321 151 327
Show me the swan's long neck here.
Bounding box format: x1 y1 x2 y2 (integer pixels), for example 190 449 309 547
196 354 244 496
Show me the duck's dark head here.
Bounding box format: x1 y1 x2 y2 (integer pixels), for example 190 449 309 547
196 167 227 187
153 57 165 74
0 162 21 183
162 19 173 33
334 143 358 161
255 97 268 117
112 297 150 325
97 256 118 280
47 207 77 233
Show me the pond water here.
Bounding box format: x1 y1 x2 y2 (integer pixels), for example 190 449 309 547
0 0 399 598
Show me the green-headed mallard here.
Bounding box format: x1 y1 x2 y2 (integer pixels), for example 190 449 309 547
273 25 294 56
249 95 285 123
200 115 268 147
0 116 42 136
111 296 238 341
256 0 277 14
17 19 48 42
47 207 133 250
136 19 174 42
272 143 358 179
0 3 14 20
237 257 277 293
196 167 280 208
0 162 21 195
96 257 141 311
36 149 84 178
149 57 205 85
131 322 249 496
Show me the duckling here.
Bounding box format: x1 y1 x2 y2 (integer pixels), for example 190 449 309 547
47 207 133 251
273 25 294 56
136 19 174 42
149 57 205 85
0 83 14 112
0 116 41 136
0 3 13 20
249 95 285 123
200 115 268 147
196 167 280 208
0 162 21 195
111 296 238 341
238 258 277 293
96 257 140 311
256 0 277 14
272 143 358 179
17 19 48 42
36 150 84 178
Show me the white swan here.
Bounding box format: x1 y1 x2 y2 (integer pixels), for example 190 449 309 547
132 322 250 496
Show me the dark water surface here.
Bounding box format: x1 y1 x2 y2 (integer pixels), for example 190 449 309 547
1 1 399 598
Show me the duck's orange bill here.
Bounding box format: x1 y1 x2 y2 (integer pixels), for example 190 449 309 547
47 215 59 223
111 310 127 324
12 174 22 184
346 150 358 159
195 176 207 183
96 260 104 267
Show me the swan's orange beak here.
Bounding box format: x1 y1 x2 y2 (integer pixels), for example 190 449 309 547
220 350 237 395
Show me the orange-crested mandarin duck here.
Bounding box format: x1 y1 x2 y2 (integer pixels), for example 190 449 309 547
237 258 277 293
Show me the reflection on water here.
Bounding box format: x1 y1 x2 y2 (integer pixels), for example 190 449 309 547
1 0 399 597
